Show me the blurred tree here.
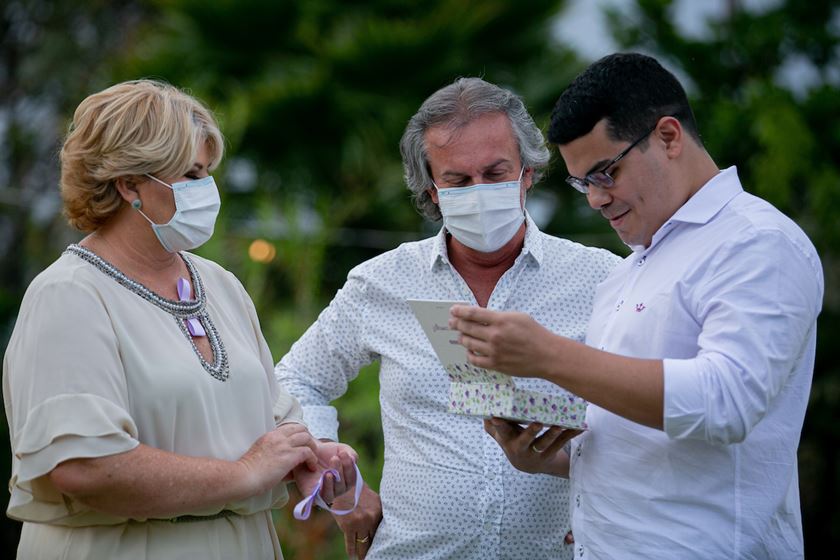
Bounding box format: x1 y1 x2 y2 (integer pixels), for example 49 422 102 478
107 4 589 554
112 0 587 318
5 0 834 557
604 0 840 551
0 0 150 552
2 0 587 558
0 0 148 339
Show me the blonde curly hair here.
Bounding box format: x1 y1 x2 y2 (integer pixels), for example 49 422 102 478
60 79 224 232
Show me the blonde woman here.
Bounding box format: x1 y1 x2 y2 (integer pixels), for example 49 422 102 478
2 80 358 559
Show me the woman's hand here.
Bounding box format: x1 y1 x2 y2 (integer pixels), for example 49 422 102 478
237 423 319 496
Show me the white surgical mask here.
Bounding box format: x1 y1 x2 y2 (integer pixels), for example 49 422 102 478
435 167 525 252
137 174 221 253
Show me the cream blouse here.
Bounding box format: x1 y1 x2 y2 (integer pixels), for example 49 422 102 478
3 248 302 559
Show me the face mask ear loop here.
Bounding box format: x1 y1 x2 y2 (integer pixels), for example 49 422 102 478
136 173 177 226
145 173 174 190
132 200 158 226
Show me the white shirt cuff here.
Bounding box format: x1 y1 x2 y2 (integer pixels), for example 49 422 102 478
662 358 705 440
302 405 340 442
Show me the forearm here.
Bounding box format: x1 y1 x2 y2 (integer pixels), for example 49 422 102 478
449 306 665 429
542 336 664 429
49 443 254 519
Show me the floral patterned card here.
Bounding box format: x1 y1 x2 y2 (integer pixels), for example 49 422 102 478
408 299 587 429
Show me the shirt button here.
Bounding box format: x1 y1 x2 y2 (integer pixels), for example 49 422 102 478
576 445 582 457
637 255 647 266
575 494 581 508
579 544 585 557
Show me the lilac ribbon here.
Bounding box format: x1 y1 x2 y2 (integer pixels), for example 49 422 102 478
177 277 206 337
293 463 364 520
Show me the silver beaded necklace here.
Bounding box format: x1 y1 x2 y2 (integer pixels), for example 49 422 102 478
65 244 230 382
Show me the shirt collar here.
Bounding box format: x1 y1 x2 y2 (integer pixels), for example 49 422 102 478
429 210 543 271
646 165 743 251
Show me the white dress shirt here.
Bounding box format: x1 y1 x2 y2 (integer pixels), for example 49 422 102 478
276 213 619 560
570 167 823 559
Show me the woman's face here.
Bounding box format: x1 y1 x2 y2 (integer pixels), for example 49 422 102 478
138 142 212 224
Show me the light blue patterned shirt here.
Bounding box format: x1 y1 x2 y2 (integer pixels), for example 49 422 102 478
276 213 619 560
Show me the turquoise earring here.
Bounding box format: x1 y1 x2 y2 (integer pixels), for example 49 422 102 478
131 199 142 210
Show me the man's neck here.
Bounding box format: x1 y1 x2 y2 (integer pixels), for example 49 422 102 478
446 222 526 307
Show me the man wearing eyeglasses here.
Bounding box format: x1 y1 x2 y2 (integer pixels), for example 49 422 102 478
449 53 823 559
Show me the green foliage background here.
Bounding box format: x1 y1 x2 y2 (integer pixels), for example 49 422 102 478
1 0 838 557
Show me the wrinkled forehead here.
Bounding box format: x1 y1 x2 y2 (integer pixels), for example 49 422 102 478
426 112 517 155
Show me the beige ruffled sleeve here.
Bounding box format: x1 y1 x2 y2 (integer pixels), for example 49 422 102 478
3 271 139 524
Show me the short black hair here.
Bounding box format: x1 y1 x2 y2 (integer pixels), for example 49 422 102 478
548 52 701 146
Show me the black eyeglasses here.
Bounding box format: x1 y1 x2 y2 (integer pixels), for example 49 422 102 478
565 124 657 194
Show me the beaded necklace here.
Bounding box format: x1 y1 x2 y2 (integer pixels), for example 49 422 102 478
65 244 230 382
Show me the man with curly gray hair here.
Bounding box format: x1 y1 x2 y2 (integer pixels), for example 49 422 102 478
400 77 550 222
276 77 619 560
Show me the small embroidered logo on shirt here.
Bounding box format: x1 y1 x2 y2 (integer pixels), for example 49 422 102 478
635 303 646 312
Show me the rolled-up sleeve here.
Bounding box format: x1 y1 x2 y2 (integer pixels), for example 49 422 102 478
275 272 376 441
663 230 823 444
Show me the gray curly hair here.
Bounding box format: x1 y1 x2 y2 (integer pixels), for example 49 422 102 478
399 77 550 221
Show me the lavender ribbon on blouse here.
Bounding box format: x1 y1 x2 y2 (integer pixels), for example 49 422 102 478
177 277 206 337
293 463 364 520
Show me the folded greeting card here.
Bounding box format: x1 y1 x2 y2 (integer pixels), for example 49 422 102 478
408 299 587 429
